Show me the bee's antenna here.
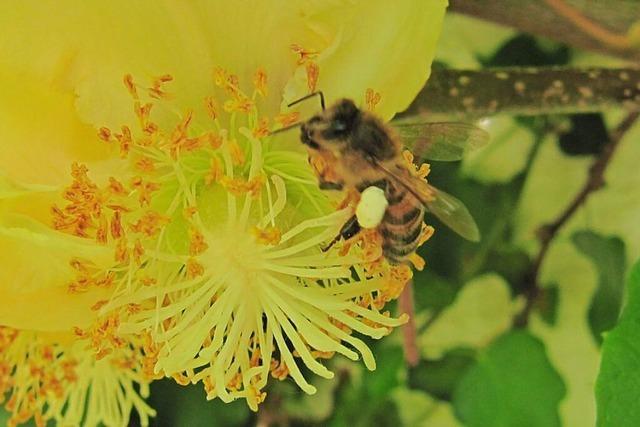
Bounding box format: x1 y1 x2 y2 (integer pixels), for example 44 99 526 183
268 121 303 136
287 91 325 111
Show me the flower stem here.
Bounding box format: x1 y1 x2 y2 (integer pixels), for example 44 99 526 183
398 280 419 367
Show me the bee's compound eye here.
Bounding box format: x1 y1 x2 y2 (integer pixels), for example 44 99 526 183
356 186 388 228
332 119 347 132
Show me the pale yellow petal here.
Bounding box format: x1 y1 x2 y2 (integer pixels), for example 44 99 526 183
0 214 112 330
0 68 113 187
0 1 328 127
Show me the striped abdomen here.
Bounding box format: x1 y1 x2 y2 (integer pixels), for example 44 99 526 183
379 182 425 265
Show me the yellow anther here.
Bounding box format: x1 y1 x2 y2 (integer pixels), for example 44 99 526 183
186 258 205 279
98 127 112 142
123 74 138 99
131 177 160 207
251 226 282 245
108 177 127 195
96 216 108 244
183 206 198 219
253 117 270 138
140 276 157 287
306 62 320 92
130 211 169 237
227 139 245 165
126 303 142 315
408 253 425 271
133 239 145 264
189 227 209 255
416 163 431 179
135 102 153 130
403 149 431 180
135 156 156 173
253 68 268 97
148 74 173 99
418 224 435 246
91 300 109 311
274 111 300 127
205 157 224 185
270 359 289 380
115 238 129 263
213 67 228 87
115 125 133 158
207 132 223 149
110 210 124 239
365 88 382 111
223 95 254 113
220 175 264 198
204 96 219 120
290 43 319 65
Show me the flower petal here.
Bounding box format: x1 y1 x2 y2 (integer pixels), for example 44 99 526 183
0 1 331 127
284 0 448 120
0 68 112 187
0 213 112 330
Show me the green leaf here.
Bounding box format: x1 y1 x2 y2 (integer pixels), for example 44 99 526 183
584 115 640 261
434 14 515 68
596 259 640 427
461 116 536 184
418 273 523 359
529 240 600 426
391 388 461 427
572 230 627 344
328 344 404 427
147 379 250 427
283 375 338 422
453 331 566 427
409 348 475 400
513 135 591 252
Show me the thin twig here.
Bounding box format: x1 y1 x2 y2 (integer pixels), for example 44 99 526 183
514 111 640 326
543 0 632 50
399 279 419 367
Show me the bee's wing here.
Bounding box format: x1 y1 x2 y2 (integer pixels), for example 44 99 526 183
391 120 489 162
423 184 480 242
372 161 480 242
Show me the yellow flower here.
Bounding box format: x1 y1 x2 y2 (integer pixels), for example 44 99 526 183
0 327 156 427
0 0 447 421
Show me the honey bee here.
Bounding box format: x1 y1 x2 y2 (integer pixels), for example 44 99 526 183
278 92 488 265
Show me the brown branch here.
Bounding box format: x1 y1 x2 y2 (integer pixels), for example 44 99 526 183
449 0 640 62
402 67 640 119
514 111 640 326
398 280 419 367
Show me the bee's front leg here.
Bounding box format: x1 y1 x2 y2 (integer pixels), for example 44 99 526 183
318 179 344 191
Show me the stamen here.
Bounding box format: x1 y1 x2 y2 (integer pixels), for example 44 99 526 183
274 112 300 127
204 96 219 120
290 44 319 65
253 68 268 97
306 62 320 93
365 88 382 111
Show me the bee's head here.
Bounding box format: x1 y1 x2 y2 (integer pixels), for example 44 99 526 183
300 98 360 152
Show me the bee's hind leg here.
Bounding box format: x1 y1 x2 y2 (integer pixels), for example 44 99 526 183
322 215 361 252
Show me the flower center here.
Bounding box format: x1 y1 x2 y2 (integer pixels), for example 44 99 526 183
53 63 413 412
